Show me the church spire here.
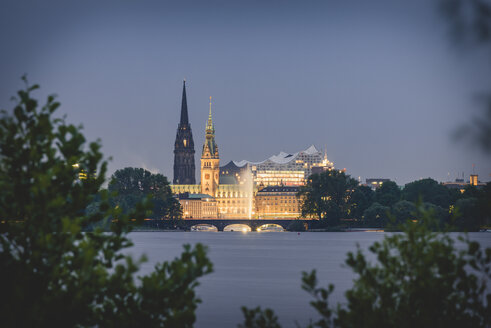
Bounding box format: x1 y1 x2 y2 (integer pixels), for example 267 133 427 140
202 96 218 158
206 96 214 133
173 80 196 185
200 96 219 197
180 80 189 125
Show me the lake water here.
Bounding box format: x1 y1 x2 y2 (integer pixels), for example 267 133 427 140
127 231 491 328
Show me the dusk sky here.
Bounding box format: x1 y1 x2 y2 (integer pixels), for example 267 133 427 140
1 0 490 185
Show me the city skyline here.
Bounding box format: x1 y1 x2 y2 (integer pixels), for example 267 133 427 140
1 0 490 185
170 79 489 186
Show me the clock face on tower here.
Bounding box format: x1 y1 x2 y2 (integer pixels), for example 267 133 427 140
205 174 210 179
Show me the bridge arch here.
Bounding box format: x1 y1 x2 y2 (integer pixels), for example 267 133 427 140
256 224 285 232
190 224 218 232
224 224 252 232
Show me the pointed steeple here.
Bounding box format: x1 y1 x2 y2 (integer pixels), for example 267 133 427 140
173 79 196 185
200 96 219 197
180 80 189 125
206 96 214 133
202 96 218 158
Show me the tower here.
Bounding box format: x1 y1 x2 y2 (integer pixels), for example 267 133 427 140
173 80 196 184
201 97 220 197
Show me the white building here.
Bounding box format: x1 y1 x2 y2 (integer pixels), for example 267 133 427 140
221 145 334 187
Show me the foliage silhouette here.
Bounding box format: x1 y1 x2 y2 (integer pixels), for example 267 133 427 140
362 202 390 228
402 178 457 209
0 78 212 327
391 200 417 225
239 307 281 328
242 207 491 327
298 170 358 226
108 167 182 220
348 185 374 220
374 180 400 207
440 0 491 154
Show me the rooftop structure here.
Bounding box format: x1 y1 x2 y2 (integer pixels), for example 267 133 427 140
232 145 332 170
443 174 486 193
221 145 334 187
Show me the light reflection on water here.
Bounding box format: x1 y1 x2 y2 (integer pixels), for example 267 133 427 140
127 232 491 328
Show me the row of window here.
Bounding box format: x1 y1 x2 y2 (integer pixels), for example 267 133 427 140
257 209 300 214
260 200 298 204
219 208 249 214
218 199 251 204
258 196 297 199
218 192 248 198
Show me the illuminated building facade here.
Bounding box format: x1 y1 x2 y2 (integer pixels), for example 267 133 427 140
200 97 220 197
169 83 334 219
215 184 254 218
178 193 218 218
221 145 334 187
170 92 254 219
255 170 305 187
172 184 200 195
255 186 301 218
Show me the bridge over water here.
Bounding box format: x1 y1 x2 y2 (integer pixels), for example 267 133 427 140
143 218 311 231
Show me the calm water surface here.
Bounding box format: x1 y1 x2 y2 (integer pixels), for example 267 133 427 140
127 232 491 328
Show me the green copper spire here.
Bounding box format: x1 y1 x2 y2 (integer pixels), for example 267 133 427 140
202 96 218 158
206 96 214 134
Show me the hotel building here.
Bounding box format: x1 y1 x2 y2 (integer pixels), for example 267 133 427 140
255 186 301 219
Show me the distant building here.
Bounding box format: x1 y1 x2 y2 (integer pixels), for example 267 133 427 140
443 174 485 193
470 174 478 186
216 184 254 218
169 83 333 219
200 97 220 197
366 178 391 190
255 186 301 219
173 80 196 185
172 184 200 195
221 145 334 187
178 193 218 218
171 94 253 218
311 166 329 175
